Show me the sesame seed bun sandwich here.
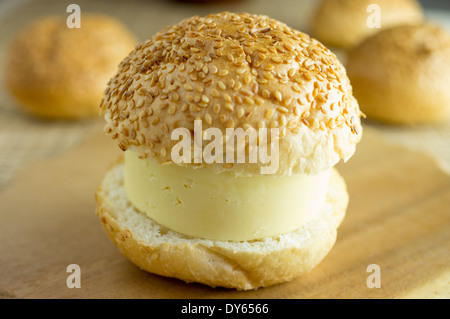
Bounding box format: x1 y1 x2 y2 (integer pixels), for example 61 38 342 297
96 12 363 290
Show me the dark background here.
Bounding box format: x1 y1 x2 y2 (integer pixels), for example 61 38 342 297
419 0 450 10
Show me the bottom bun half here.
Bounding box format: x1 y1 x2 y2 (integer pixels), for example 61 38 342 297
95 163 348 290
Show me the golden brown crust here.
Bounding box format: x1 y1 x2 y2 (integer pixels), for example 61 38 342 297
347 23 450 125
312 0 424 50
95 163 348 290
4 15 137 120
100 12 362 176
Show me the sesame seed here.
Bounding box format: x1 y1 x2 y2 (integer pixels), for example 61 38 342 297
152 117 160 125
267 119 278 129
277 106 289 113
292 84 302 93
271 56 282 64
217 81 226 90
168 105 177 115
252 82 259 94
304 73 313 81
274 91 283 102
201 95 210 103
170 92 180 102
284 43 294 51
241 90 252 97
225 103 234 112
219 70 229 76
265 108 274 119
312 119 319 129
205 88 217 98
254 96 264 105
223 93 232 102
190 104 201 112
136 99 145 108
317 94 327 103
297 97 307 105
283 96 293 106
288 68 296 78
205 113 212 125
167 65 176 73
243 97 254 105
263 72 274 80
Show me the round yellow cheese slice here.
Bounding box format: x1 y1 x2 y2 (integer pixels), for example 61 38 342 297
124 150 330 241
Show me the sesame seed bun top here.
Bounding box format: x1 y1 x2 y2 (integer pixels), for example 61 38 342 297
101 12 362 176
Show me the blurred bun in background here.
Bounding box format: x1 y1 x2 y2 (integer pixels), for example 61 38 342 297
312 0 424 50
4 14 137 120
346 23 450 125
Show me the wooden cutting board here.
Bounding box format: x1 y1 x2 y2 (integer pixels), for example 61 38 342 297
0 125 449 299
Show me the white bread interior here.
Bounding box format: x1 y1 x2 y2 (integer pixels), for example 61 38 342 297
95 162 348 290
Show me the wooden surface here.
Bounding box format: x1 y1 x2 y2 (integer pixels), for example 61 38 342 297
0 126 449 299
0 0 449 299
